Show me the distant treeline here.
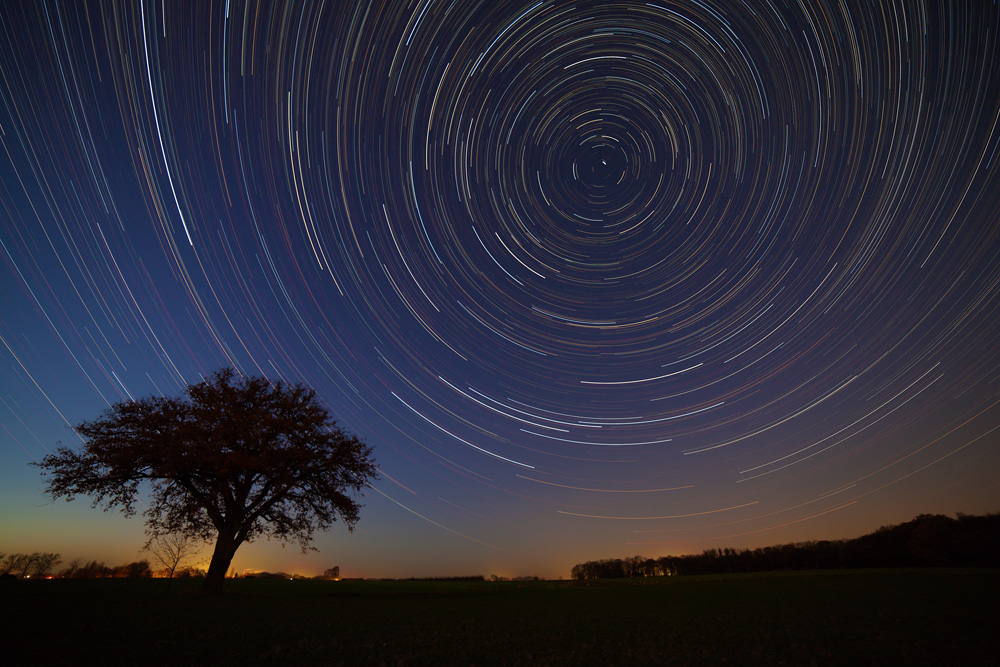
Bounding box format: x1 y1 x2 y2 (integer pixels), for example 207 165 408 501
368 575 488 582
0 554 189 580
570 512 1000 580
1 552 63 579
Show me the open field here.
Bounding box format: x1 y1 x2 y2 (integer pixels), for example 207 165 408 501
5 569 998 665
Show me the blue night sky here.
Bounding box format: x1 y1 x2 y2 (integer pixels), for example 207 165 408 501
2 0 999 579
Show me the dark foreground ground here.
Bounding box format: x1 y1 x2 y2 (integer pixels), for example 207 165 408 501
4 569 997 666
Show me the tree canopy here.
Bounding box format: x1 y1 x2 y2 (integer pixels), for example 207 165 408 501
36 368 378 593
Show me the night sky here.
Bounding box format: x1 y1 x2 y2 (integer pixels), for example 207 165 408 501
2 0 999 579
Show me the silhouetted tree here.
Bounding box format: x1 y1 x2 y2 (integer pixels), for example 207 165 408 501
174 565 207 578
113 560 152 578
143 532 205 591
59 559 82 578
1 553 28 577
72 560 111 578
36 368 378 594
31 552 62 578
1 553 25 577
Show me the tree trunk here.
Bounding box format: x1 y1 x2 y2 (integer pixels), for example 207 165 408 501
165 564 177 594
201 533 239 594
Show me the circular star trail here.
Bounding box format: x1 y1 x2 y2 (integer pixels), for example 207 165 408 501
1 1 999 575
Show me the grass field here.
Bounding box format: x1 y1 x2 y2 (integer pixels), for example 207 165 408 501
4 569 997 665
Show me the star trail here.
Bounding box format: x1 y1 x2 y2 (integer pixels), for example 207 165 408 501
2 1 999 578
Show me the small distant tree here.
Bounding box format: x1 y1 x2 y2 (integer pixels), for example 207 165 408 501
128 560 152 578
60 559 83 578
2 553 27 577
112 560 152 578
323 565 340 580
32 552 62 578
144 532 205 591
74 560 111 578
174 565 207 579
19 552 43 577
36 369 378 594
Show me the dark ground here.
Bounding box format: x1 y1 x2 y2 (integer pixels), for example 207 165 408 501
3 569 997 666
